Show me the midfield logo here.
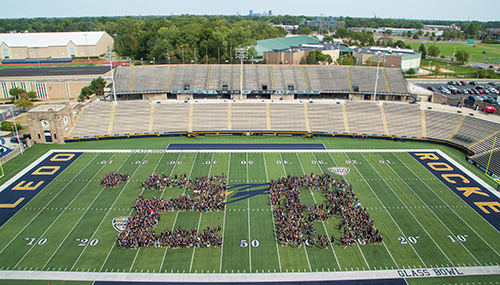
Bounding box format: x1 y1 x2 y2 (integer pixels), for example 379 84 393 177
328 167 350 176
112 216 129 232
225 183 271 204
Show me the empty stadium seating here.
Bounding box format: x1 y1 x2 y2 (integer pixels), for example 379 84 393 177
384 103 422 137
345 101 386 135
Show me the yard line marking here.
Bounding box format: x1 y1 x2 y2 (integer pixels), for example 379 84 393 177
99 153 151 272
310 153 342 271
189 153 214 273
44 153 130 270
246 153 252 273
279 152 312 272
76 152 168 271
13 153 115 270
336 152 407 269
377 152 482 265
263 152 282 273
360 152 454 266
0 153 99 256
159 153 182 272
189 212 203 273
394 152 500 260
159 153 198 272
219 153 231 273
127 152 170 272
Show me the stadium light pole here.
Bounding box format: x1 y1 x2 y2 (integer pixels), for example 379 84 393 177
235 48 248 100
107 49 117 104
373 52 385 101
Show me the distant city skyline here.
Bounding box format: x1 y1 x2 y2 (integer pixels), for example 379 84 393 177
1 0 498 22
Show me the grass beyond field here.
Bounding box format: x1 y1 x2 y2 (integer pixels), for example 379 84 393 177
408 42 500 64
0 147 499 282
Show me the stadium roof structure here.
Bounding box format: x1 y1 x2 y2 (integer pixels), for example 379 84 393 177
0 31 107 48
0 66 113 77
254 35 322 55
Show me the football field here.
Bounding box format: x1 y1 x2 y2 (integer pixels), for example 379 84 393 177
0 145 499 283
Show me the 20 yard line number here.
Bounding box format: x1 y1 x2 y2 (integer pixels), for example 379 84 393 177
240 239 260 248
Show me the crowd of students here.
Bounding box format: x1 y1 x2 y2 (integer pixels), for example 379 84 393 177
101 172 129 188
270 172 382 249
116 174 227 249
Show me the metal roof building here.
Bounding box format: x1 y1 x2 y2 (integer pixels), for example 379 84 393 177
253 35 322 61
0 31 114 63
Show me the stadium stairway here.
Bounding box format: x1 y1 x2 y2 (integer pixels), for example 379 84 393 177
300 66 310 91
380 105 390 135
421 109 427 137
448 115 466 141
129 66 136 92
227 102 232 130
303 104 311 133
166 66 176 91
148 103 155 133
383 68 392 94
342 103 350 133
107 104 116 135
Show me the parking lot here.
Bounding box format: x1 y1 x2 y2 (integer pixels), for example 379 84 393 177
418 81 500 105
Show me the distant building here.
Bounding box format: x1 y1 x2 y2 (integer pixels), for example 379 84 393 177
0 31 114 63
352 46 421 72
249 10 253 16
252 35 351 64
299 18 345 30
0 66 114 100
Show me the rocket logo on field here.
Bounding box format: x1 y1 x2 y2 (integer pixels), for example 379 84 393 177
112 217 129 232
328 167 350 176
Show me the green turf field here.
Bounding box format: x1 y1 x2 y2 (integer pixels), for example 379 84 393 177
0 136 499 284
408 42 500 64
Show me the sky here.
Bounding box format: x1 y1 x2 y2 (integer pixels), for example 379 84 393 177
1 0 498 22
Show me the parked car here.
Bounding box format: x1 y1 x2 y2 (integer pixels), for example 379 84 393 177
488 82 497 86
470 81 478 85
459 81 467 85
427 86 436 91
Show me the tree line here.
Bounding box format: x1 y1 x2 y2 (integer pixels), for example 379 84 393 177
1 16 499 62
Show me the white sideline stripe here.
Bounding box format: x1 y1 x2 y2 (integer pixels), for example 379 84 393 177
40 149 441 154
0 150 57 192
0 266 498 282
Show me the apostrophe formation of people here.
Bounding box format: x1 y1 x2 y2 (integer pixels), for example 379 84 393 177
101 172 129 188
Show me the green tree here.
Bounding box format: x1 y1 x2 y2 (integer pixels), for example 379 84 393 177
1 121 22 131
298 27 312 35
78 85 95 102
406 68 416 75
9 87 25 101
323 35 334 42
434 64 442 77
455 49 469 64
26 91 37 100
306 50 326 64
427 45 440 57
14 98 33 111
418 44 427 60
336 54 356 65
413 34 419 39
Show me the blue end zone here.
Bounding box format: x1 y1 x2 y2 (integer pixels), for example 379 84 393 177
167 143 326 150
94 278 406 285
0 152 82 228
409 151 500 233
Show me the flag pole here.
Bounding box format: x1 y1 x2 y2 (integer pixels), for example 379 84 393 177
485 135 496 175
10 107 23 155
